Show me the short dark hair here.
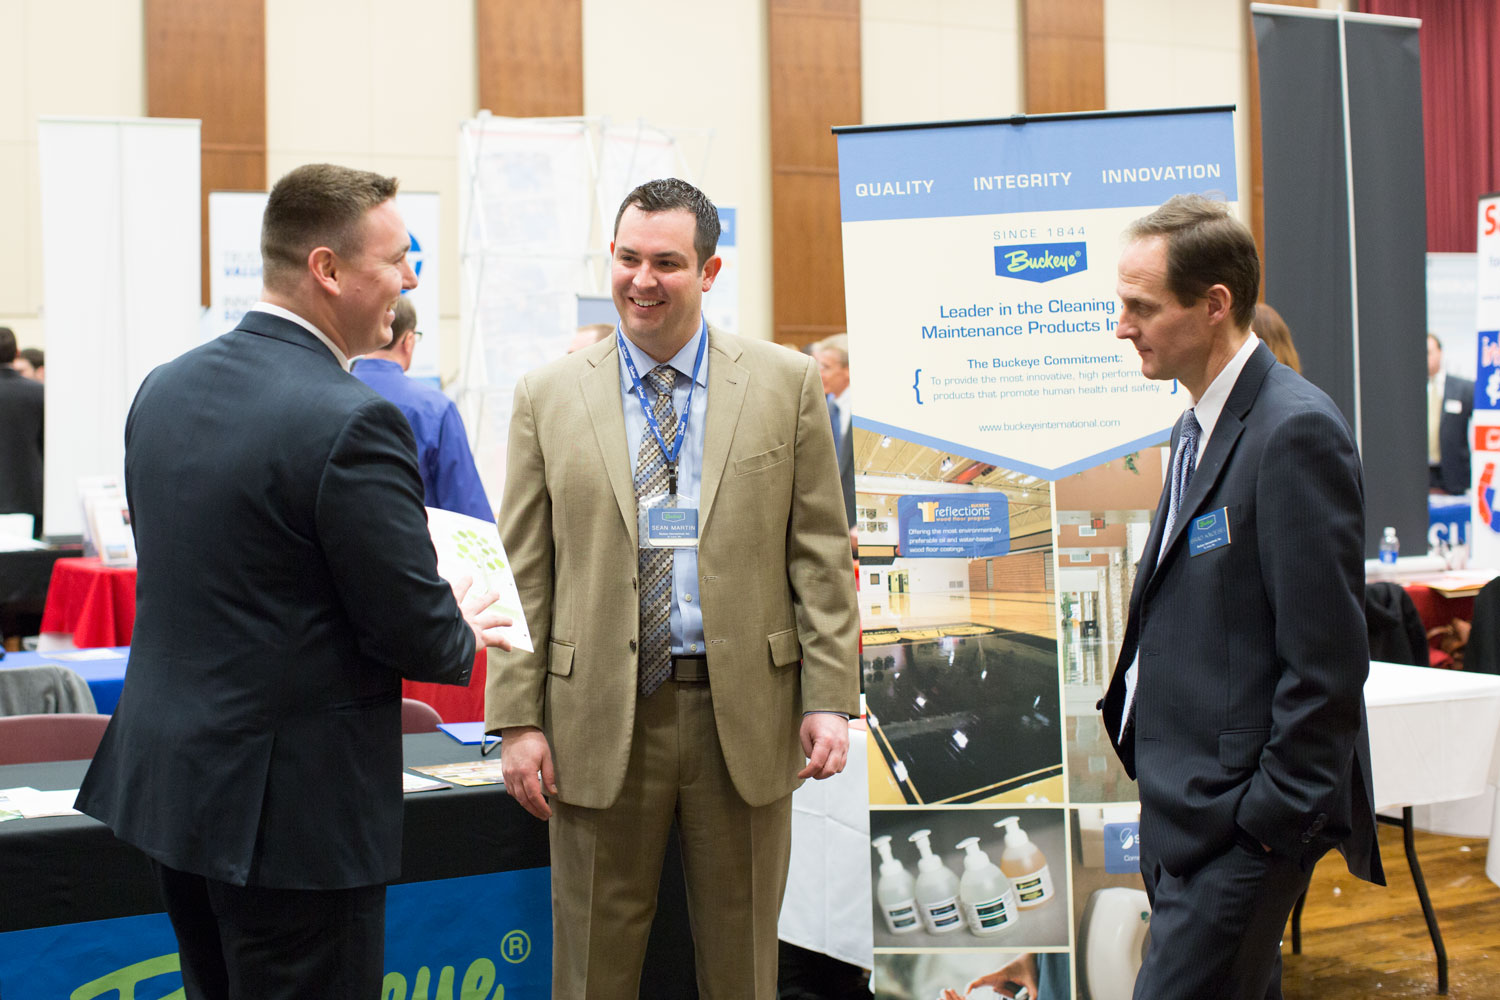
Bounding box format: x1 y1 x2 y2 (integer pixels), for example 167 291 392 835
18 347 43 370
261 164 400 292
613 178 720 271
1125 194 1260 329
0 327 15 365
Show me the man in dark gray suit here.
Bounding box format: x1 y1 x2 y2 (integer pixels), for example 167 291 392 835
0 326 44 539
1427 332 1473 495
813 333 857 532
1100 195 1383 1000
77 164 512 1000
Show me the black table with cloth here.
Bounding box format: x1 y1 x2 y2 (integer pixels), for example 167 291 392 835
0 731 699 999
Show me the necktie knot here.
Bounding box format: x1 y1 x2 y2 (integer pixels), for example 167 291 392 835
646 365 676 398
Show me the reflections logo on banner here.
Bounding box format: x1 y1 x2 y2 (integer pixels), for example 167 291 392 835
993 242 1088 283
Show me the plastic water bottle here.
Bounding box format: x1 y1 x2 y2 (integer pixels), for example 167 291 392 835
1379 526 1400 566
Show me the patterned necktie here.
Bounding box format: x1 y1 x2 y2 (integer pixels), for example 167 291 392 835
1159 409 1201 554
636 364 678 697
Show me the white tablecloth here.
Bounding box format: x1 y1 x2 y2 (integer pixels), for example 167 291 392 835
779 728 873 970
1365 661 1500 810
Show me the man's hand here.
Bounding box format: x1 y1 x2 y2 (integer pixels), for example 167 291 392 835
797 712 849 780
451 575 514 652
500 725 556 820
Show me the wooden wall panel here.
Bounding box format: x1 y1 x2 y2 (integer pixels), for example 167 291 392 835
146 0 266 305
476 0 583 118
1245 0 1318 281
1022 0 1105 114
769 0 860 346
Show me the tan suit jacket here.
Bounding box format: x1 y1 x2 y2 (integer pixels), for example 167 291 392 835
486 326 859 809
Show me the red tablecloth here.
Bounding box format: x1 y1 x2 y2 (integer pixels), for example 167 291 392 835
402 648 488 723
39 557 138 648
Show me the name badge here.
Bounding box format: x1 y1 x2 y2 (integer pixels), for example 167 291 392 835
1445 398 1464 414
1188 507 1231 556
639 492 700 548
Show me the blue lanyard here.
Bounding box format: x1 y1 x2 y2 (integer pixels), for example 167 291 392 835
619 327 707 493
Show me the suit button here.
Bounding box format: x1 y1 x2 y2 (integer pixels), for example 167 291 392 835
632 577 638 591
629 639 638 653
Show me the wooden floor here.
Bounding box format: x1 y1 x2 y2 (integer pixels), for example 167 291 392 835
1283 823 1500 998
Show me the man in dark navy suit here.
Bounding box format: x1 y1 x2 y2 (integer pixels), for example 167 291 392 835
1101 194 1383 1000
78 164 512 1000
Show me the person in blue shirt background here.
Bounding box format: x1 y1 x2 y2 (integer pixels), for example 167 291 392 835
352 297 493 521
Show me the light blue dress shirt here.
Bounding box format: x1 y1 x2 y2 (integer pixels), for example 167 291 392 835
618 320 708 656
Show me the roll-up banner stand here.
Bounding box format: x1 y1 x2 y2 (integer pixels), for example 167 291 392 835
835 107 1236 999
1472 193 1500 566
1253 4 1427 558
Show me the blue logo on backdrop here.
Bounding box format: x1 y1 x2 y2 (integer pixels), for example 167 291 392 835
1103 821 1141 873
408 230 425 279
897 492 1011 558
993 242 1087 283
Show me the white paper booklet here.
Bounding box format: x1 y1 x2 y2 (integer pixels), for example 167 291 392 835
425 507 534 653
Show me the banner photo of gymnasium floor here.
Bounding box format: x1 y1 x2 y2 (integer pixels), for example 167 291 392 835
835 107 1237 999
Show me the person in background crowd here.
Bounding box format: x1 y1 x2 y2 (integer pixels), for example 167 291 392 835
14 346 44 382
568 322 615 354
1428 332 1473 496
0 327 44 539
1102 194 1382 1000
352 296 493 521
1253 302 1300 373
812 333 857 534
489 177 858 999
77 163 513 1000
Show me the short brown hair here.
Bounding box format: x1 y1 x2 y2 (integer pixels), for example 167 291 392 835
0 327 15 365
261 164 399 291
613 178 720 271
1125 194 1259 329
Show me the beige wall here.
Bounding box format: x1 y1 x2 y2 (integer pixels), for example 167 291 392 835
583 0 772 346
0 0 145 350
266 0 477 377
861 0 1024 125
4 0 1276 366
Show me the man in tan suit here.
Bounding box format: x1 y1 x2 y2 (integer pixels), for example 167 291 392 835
488 178 859 998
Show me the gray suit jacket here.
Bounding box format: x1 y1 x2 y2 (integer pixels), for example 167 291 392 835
1102 342 1383 884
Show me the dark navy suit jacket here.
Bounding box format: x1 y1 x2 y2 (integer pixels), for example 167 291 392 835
1102 342 1383 886
77 311 474 889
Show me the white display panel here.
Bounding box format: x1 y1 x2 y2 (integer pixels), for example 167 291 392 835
38 117 201 538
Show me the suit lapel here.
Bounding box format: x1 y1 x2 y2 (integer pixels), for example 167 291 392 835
1149 342 1275 583
581 339 639 546
698 328 748 531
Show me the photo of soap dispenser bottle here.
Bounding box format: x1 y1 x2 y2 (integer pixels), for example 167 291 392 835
870 835 920 934
996 814 1055 908
907 828 965 934
955 835 1019 936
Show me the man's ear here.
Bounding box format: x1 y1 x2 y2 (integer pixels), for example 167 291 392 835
700 254 723 292
309 246 339 295
1204 283 1234 326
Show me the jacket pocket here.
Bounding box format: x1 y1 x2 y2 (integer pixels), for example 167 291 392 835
547 639 576 677
1218 727 1270 769
768 627 803 667
735 444 790 476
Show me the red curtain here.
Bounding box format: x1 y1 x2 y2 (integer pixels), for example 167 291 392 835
1363 0 1500 252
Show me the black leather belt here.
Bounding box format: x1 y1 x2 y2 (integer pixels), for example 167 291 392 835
672 655 709 682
